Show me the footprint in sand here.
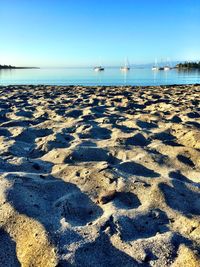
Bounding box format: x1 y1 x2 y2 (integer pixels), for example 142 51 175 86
113 192 141 210
116 161 160 178
6 176 103 228
117 209 169 242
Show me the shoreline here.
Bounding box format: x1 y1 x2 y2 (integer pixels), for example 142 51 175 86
0 83 200 88
0 84 199 266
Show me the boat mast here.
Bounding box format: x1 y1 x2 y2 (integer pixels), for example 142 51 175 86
99 56 102 67
155 58 158 67
125 57 127 68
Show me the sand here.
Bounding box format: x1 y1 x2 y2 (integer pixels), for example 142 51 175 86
0 84 199 266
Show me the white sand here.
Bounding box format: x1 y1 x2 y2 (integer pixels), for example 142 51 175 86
0 84 199 266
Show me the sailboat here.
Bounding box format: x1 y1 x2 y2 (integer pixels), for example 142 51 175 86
94 66 104 72
152 58 159 71
120 58 130 71
94 57 104 71
163 58 171 70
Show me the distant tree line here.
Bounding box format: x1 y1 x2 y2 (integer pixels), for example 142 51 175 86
0 64 39 69
0 64 16 69
176 61 200 69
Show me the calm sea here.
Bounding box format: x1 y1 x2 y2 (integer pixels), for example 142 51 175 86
0 68 200 86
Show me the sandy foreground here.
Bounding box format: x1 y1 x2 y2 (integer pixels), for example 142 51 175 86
0 84 199 266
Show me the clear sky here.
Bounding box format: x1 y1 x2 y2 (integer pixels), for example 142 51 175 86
0 0 200 67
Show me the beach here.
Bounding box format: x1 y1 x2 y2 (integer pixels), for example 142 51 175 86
0 84 199 266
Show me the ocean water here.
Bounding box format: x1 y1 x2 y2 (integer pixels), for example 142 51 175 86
0 67 200 86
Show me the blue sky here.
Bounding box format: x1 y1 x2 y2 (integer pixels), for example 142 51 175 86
0 0 200 67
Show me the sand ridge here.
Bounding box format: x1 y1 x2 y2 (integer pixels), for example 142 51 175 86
0 84 199 266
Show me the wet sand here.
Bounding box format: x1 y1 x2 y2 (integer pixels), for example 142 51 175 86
0 84 199 266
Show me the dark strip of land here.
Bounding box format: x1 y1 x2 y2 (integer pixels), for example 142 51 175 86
0 65 39 69
176 61 200 69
